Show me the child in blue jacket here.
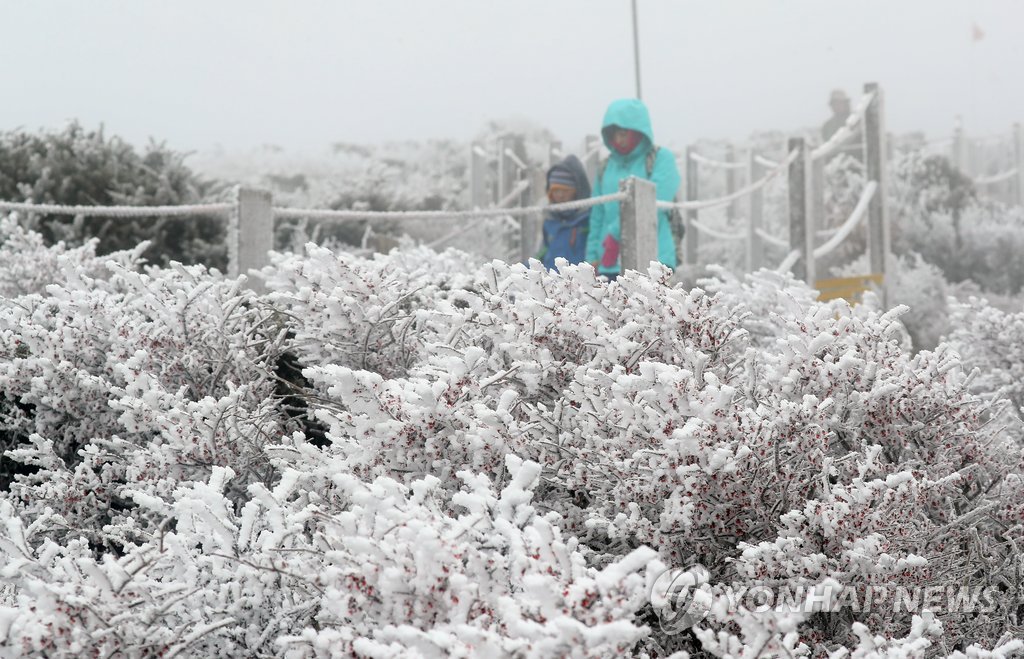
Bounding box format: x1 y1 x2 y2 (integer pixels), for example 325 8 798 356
536 155 591 271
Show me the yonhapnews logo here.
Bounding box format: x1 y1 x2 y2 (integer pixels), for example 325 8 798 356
650 567 1001 635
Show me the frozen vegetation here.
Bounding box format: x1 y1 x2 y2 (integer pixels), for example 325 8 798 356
0 213 1022 655
1 123 1024 656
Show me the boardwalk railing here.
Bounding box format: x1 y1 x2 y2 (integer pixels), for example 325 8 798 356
0 81 930 307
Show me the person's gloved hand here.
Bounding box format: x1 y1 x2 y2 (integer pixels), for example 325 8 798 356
601 235 620 268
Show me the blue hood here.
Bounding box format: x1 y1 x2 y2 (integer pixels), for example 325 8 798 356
546 154 591 199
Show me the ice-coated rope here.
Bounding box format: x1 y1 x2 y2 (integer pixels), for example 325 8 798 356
503 148 528 170
810 91 875 161
0 200 233 217
658 149 799 212
687 151 746 170
496 179 531 208
974 168 1018 186
812 181 876 259
755 228 788 248
690 219 745 241
775 248 802 274
274 191 627 222
583 143 603 161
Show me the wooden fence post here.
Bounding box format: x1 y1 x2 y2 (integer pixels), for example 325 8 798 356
952 116 968 174
725 143 738 221
787 137 814 285
470 142 488 208
619 177 659 273
504 136 537 264
747 151 764 272
684 145 699 271
811 156 825 240
497 135 514 201
584 134 601 185
1015 123 1023 207
230 187 274 292
863 81 890 307
548 141 562 169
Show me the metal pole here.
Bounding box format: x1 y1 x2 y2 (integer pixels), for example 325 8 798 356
631 0 642 99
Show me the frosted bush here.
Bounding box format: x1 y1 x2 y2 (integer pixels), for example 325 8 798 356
0 227 1021 657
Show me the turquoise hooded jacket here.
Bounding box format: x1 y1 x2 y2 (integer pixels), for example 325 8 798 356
585 99 681 274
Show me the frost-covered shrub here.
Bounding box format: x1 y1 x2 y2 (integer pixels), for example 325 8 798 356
0 457 657 658
0 123 226 269
830 252 952 352
0 228 1021 657
945 297 1024 414
262 243 480 379
0 217 147 297
0 250 287 544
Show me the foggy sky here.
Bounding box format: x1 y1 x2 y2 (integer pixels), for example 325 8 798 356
3 1 1021 155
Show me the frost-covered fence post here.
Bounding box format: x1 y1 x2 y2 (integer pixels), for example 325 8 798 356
952 116 968 174
529 168 546 205
510 136 538 263
497 135 514 201
470 142 488 207
725 143 738 221
811 156 825 240
747 151 764 272
583 134 601 185
1015 122 1023 207
619 176 658 273
230 187 274 292
684 145 699 270
548 141 562 168
863 81 890 306
787 137 813 285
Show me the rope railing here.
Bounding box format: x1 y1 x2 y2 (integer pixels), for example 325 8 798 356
810 90 875 161
812 181 876 259
754 154 781 169
0 200 234 217
273 191 626 223
503 148 528 171
775 249 802 274
496 179 532 208
583 143 603 162
690 219 746 241
755 228 788 249
686 151 746 170
974 168 1019 186
658 149 799 212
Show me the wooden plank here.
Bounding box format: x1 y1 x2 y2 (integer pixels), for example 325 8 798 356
815 273 884 303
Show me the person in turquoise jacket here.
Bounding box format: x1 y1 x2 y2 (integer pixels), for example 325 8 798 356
585 98 681 278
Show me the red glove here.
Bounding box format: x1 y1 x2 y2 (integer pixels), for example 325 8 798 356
601 234 620 268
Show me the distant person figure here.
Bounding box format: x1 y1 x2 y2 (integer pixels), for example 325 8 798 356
821 89 863 160
535 155 591 271
586 98 680 279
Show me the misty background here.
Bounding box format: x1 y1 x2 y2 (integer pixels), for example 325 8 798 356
3 0 1021 155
